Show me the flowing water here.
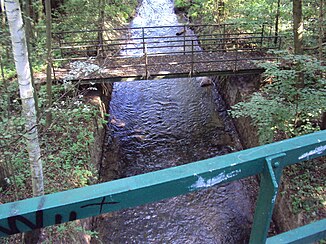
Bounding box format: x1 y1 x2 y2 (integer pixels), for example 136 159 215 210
98 0 254 242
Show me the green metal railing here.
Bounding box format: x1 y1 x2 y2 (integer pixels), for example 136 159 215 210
1 130 326 243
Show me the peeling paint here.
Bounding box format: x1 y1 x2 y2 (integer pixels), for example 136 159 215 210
189 170 241 190
298 145 326 160
271 194 277 205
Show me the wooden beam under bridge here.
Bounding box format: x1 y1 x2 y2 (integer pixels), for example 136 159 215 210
60 68 265 84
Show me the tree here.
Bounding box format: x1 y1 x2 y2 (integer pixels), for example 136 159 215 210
274 0 281 44
98 0 105 56
293 0 303 55
45 0 53 126
4 0 44 197
24 0 40 119
318 0 324 60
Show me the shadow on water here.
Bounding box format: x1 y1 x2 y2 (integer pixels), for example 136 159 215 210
97 0 254 243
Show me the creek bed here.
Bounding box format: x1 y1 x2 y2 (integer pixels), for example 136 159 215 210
96 0 255 242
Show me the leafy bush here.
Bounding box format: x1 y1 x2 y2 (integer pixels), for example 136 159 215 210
231 53 326 144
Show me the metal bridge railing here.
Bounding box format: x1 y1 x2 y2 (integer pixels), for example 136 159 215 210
0 130 325 243
51 23 280 61
50 24 282 81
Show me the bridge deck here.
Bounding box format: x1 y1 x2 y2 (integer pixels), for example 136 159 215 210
54 51 270 83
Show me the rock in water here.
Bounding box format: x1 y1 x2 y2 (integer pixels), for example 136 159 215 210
176 30 186 36
200 77 212 87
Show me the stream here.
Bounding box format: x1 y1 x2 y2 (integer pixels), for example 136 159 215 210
97 0 254 243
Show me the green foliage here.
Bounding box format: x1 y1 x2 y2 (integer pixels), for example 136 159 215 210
42 221 99 243
176 0 323 51
285 158 325 219
231 53 325 144
0 81 101 201
175 0 278 24
53 0 138 40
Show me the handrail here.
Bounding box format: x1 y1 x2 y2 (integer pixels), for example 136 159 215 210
51 24 272 59
52 22 268 35
0 130 325 243
53 35 273 48
52 36 280 58
51 34 280 80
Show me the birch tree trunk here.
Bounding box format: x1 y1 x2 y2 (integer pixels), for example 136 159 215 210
4 0 44 197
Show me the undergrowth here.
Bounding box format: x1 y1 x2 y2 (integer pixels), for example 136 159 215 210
231 52 326 222
284 158 325 220
0 80 104 243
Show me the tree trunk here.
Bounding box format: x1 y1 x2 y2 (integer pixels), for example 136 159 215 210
1 0 5 26
24 0 40 119
321 112 326 130
274 0 281 44
4 0 44 197
1 0 9 60
24 0 34 39
293 0 303 55
45 0 52 126
318 0 324 60
293 0 304 89
97 0 105 57
0 55 10 115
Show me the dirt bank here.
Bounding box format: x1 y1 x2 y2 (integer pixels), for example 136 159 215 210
214 74 313 236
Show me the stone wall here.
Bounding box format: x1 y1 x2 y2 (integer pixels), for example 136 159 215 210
213 75 260 149
73 82 113 244
214 74 301 235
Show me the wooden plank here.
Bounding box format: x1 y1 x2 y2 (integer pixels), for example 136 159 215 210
53 52 269 83
71 68 265 84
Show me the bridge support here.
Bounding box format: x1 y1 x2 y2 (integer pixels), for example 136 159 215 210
249 153 285 243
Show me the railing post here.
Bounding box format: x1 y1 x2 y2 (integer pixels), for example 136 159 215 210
234 39 238 72
249 153 285 244
183 25 186 55
223 24 226 51
142 27 145 54
278 36 282 50
191 39 194 76
98 28 104 57
260 23 265 51
144 44 149 79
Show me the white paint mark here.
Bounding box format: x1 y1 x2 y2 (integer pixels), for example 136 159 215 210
231 163 237 166
271 194 277 205
189 170 241 190
298 145 326 160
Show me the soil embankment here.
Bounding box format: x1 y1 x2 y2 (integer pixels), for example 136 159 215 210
214 74 311 236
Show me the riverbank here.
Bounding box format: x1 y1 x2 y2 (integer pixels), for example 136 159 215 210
215 74 325 236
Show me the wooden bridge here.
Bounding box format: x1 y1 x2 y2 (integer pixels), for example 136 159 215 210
52 24 282 82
